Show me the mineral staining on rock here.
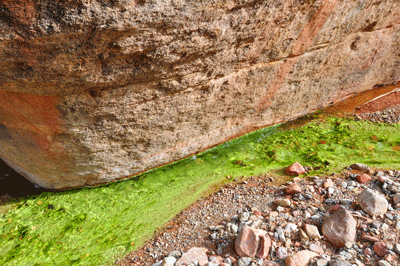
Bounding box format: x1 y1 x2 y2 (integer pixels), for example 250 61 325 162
0 0 400 188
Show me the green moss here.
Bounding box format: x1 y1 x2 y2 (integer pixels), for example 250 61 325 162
0 116 399 265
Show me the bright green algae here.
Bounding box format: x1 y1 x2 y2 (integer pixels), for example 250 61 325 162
0 116 399 265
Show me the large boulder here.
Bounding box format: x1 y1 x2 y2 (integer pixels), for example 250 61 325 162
0 0 400 188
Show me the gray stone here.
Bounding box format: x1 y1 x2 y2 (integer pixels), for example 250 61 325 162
378 260 391 266
381 223 389 231
168 250 182 258
316 259 329 266
340 199 353 205
151 261 163 266
276 227 286 242
224 258 233 266
358 188 388 217
393 193 400 204
227 223 239 234
394 244 400 254
350 163 370 172
328 258 351 266
238 257 252 266
163 257 177 266
276 247 288 259
338 250 352 260
285 223 298 233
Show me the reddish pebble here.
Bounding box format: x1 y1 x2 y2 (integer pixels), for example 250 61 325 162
198 260 208 266
329 204 340 213
292 210 300 217
220 264 230 266
374 241 387 257
323 178 334 188
357 174 372 184
378 175 389 183
253 209 262 218
263 261 280 266
285 162 306 176
362 233 380 242
364 248 372 256
360 224 368 229
384 253 393 262
286 183 302 194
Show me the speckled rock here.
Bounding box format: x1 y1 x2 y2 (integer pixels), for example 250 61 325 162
285 250 318 266
322 206 357 248
1 0 400 188
175 247 208 266
358 188 388 217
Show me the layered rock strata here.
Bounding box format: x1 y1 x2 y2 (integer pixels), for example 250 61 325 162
0 0 399 188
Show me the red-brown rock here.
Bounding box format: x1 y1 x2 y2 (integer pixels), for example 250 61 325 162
256 234 272 259
235 225 269 258
286 183 302 195
323 178 334 188
374 242 388 257
357 174 372 184
362 234 380 242
286 162 306 176
322 206 357 248
285 250 318 266
176 247 208 266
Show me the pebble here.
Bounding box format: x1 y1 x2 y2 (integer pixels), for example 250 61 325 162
275 247 288 259
393 193 400 204
286 162 306 176
285 223 298 233
316 259 329 266
238 257 252 266
162 256 176 266
350 163 370 172
340 199 352 205
305 224 321 240
358 188 388 217
381 223 389 230
286 182 302 194
328 258 351 266
378 260 391 266
274 199 291 207
392 243 400 254
374 242 388 257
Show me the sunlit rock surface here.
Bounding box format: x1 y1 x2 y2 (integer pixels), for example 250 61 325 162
0 0 399 188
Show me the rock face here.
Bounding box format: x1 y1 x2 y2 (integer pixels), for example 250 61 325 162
0 0 400 188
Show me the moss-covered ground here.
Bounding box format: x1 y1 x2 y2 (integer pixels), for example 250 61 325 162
1 114 400 265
